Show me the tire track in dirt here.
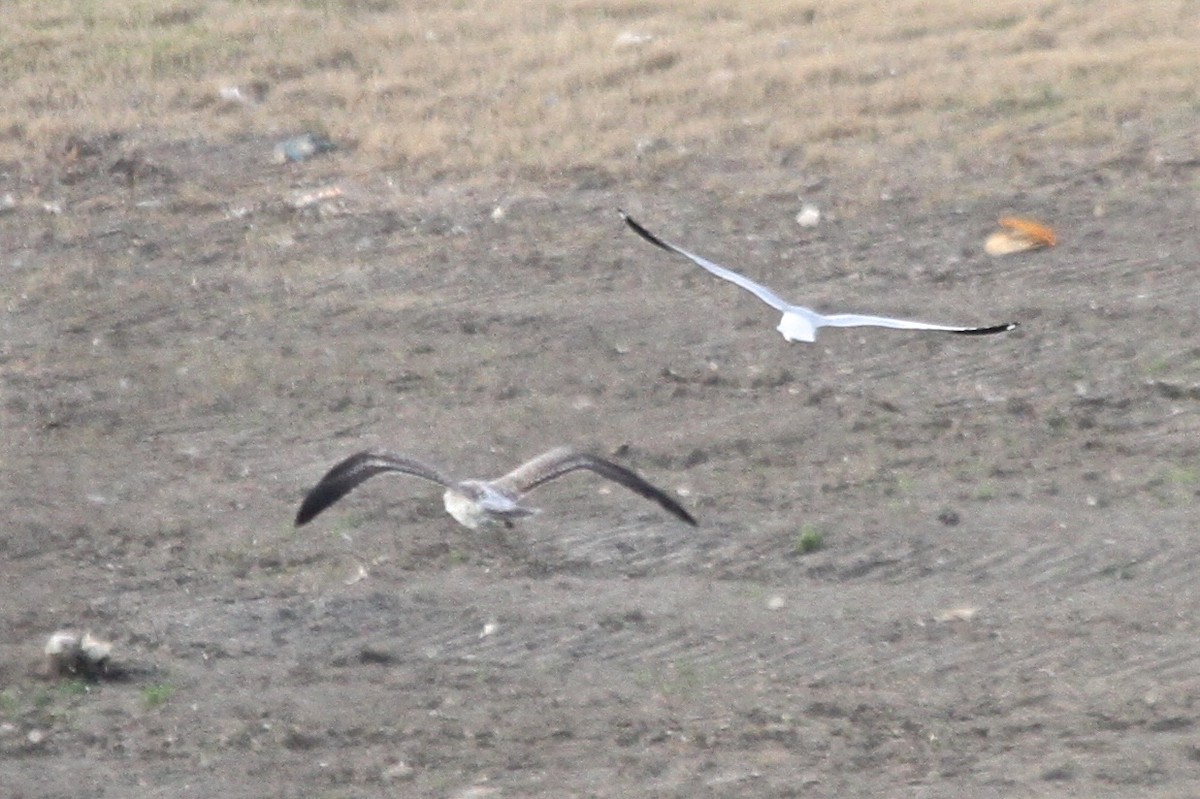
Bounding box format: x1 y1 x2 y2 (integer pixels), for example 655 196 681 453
526 517 711 574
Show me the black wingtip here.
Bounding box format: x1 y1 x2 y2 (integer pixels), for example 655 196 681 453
618 209 676 255
653 489 699 527
953 322 1019 336
295 479 352 527
294 495 322 527
294 450 376 527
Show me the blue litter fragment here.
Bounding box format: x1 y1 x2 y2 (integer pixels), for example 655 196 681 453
274 132 336 163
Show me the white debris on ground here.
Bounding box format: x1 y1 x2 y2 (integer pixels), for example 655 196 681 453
44 630 114 678
795 203 821 228
290 185 344 210
933 606 979 623
614 31 655 48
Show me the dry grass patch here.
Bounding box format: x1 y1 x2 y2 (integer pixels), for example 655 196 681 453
1 0 1196 195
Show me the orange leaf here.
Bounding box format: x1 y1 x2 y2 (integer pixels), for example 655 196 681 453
998 216 1057 247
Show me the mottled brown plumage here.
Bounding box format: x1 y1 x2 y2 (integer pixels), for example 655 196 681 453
296 447 697 529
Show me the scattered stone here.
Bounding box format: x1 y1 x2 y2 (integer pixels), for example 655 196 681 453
614 31 655 48
110 151 165 186
795 203 821 228
934 606 978 623
358 645 399 665
767 595 786 611
1150 380 1200 401
63 134 109 161
218 83 268 105
290 185 344 210
44 630 114 679
936 508 961 526
450 786 500 799
343 561 368 585
219 86 250 104
282 727 322 750
382 760 416 782
274 132 336 164
635 136 672 157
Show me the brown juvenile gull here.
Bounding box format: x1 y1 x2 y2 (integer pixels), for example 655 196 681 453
620 210 1017 343
295 447 697 529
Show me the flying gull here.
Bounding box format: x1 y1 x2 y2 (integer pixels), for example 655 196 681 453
619 210 1017 343
295 447 697 530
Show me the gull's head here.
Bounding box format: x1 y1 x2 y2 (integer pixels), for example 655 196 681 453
777 312 817 343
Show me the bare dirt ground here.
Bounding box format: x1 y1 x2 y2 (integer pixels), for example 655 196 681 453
4 5 1200 798
5 131 1200 799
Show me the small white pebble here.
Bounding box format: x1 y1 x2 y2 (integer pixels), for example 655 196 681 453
614 31 654 48
934 606 978 623
344 563 369 585
382 761 416 782
795 204 821 228
767 595 786 610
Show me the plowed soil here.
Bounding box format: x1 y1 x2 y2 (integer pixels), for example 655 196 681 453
3 128 1200 798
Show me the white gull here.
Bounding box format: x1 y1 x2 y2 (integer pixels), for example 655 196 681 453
620 210 1017 343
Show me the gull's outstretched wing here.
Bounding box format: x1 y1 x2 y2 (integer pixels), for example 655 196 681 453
295 451 455 526
619 210 790 312
494 447 698 526
818 313 1017 335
